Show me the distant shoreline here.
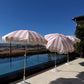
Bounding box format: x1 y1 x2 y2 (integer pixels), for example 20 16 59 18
0 49 50 58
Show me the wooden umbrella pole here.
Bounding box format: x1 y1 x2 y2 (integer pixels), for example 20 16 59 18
24 43 27 81
67 53 69 63
55 52 56 67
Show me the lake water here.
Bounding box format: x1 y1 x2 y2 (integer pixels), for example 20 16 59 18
0 53 66 77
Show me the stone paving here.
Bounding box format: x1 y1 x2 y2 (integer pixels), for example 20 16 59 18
12 58 84 84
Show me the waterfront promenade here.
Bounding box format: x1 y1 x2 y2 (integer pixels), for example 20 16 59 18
11 58 84 84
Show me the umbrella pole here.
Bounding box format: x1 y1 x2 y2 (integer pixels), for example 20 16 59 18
52 52 59 72
67 53 69 63
23 43 27 82
55 52 56 68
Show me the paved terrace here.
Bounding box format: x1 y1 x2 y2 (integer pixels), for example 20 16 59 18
11 58 84 84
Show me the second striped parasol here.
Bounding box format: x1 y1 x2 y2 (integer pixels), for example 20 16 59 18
45 33 74 72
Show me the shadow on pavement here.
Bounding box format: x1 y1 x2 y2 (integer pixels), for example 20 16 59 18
79 62 84 66
76 71 84 80
49 71 84 84
49 78 84 84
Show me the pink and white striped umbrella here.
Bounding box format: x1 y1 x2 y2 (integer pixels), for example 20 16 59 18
45 33 74 54
2 30 47 45
66 36 80 43
45 33 74 71
1 30 47 83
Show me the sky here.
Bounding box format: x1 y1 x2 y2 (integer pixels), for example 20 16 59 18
0 0 84 42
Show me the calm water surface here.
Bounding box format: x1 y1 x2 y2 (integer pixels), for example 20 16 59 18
0 53 66 76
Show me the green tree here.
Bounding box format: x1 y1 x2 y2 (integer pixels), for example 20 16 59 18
74 24 84 57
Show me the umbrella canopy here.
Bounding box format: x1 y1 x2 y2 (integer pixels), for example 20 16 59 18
2 30 47 45
66 36 80 43
45 33 74 54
